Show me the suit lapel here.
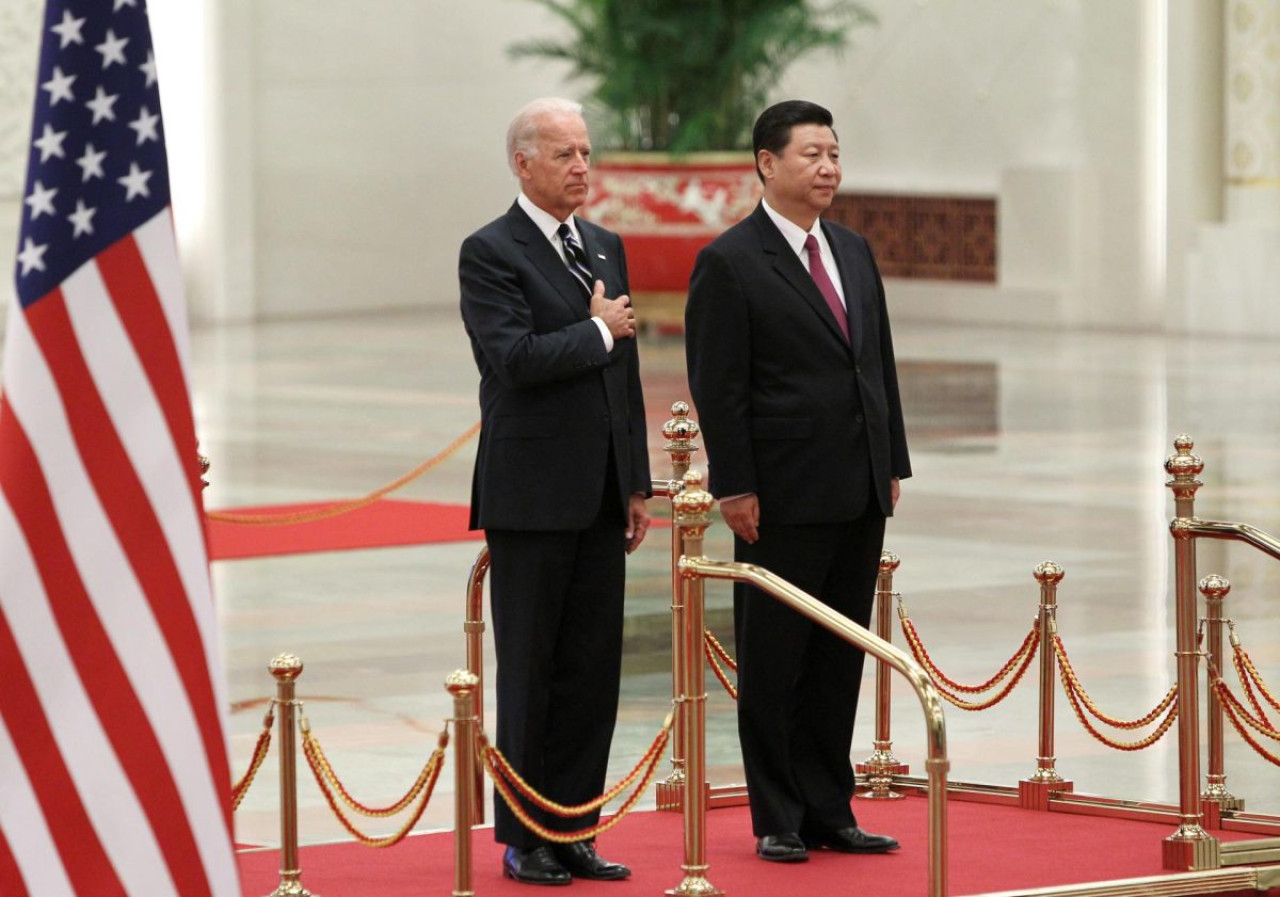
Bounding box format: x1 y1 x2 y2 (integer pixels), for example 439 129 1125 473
821 220 864 359
752 205 853 354
576 223 609 291
506 204 590 318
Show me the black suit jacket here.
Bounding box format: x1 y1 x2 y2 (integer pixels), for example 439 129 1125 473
460 202 651 531
685 203 910 524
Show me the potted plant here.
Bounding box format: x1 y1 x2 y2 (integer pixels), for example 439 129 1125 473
510 0 875 324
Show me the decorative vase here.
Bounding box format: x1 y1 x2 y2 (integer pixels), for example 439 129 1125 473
582 152 760 333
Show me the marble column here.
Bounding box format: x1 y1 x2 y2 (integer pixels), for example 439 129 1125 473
1186 0 1280 336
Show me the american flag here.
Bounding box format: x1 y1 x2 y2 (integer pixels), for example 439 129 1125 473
0 2 239 895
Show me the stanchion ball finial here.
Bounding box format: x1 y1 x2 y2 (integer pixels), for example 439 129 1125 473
1198 574 1230 601
879 550 900 572
445 669 480 696
663 403 699 444
1034 561 1065 583
673 470 714 517
269 653 304 681
1165 435 1204 480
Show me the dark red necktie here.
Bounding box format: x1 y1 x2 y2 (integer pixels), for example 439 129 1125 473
804 234 848 343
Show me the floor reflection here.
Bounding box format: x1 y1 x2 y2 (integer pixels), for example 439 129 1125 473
202 311 1280 848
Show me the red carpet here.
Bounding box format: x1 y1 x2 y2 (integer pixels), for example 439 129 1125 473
235 795 1279 896
207 499 478 560
207 499 671 560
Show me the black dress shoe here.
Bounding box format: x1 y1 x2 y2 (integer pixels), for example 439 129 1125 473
755 832 809 863
502 845 572 886
802 826 900 854
552 841 631 880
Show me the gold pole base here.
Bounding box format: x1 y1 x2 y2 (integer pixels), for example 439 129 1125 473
856 759 910 800
656 780 684 812
267 877 315 897
1018 777 1073 810
666 872 725 896
1202 789 1245 815
657 781 745 813
1162 828 1220 871
855 759 910 776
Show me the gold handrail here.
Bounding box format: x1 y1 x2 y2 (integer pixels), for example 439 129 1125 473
1165 435 1216 870
652 400 701 807
1164 435 1280 870
463 547 490 827
1184 519 1280 559
671 467 949 897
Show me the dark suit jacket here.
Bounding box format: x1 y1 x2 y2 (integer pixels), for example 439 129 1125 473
460 202 651 531
685 203 910 524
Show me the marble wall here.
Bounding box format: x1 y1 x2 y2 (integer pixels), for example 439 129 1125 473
0 0 1264 336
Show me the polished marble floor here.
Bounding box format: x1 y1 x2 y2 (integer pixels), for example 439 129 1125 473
194 309 1280 849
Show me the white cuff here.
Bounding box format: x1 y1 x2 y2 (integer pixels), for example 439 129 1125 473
592 316 614 352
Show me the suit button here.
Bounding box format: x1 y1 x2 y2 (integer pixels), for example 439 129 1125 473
855 414 865 424
855 365 862 374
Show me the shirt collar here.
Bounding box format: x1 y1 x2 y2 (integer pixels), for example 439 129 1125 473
761 198 825 257
517 192 582 245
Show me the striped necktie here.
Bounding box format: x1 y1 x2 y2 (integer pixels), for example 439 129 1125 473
557 223 594 301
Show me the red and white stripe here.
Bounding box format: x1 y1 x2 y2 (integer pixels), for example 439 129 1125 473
0 210 238 896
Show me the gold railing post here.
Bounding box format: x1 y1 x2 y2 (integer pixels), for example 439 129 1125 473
1163 435 1220 871
657 401 700 810
667 471 723 897
464 547 490 826
447 670 480 897
1199 573 1243 825
677 558 949 897
856 550 909 799
1019 561 1073 809
267 654 314 897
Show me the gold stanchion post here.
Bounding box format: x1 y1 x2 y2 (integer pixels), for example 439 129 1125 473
856 550 909 799
1200 573 1243 826
447 670 480 897
657 402 700 811
463 548 490 826
267 654 315 897
1163 435 1220 871
1018 561 1073 809
668 471 723 897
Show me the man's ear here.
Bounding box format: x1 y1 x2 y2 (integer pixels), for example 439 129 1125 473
513 151 530 181
756 149 774 181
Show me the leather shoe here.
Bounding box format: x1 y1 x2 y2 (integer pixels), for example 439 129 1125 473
802 826 900 854
502 845 571 886
552 841 631 880
755 832 809 863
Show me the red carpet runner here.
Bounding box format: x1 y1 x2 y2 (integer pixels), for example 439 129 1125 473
207 499 479 560
207 499 671 560
235 795 1277 896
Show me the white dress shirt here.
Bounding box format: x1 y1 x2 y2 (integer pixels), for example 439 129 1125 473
516 192 613 351
761 198 846 308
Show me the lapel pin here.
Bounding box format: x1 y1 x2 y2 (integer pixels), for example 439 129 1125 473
596 253 607 260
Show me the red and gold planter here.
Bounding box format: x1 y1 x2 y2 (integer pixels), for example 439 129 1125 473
582 152 759 333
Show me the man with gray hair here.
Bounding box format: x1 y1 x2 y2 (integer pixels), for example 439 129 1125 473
459 97 651 886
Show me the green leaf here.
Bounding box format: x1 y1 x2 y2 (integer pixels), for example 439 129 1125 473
508 0 876 151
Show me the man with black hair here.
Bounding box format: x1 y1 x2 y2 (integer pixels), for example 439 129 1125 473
685 99 911 863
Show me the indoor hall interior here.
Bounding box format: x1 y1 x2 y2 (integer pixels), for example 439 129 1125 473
4 0 1280 861
205 310 1280 848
